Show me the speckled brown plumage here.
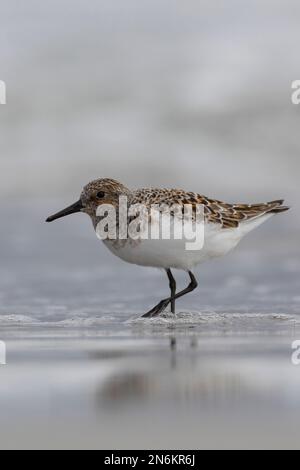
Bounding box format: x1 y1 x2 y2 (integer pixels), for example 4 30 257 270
130 187 289 229
66 178 290 229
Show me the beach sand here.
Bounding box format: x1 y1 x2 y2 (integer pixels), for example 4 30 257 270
0 205 299 449
1 320 300 450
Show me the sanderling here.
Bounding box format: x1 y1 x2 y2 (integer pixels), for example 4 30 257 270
46 178 289 317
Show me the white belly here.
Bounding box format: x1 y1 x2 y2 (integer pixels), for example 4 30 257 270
102 224 239 270
100 214 273 271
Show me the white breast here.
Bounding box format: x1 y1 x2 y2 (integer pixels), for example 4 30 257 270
100 213 274 271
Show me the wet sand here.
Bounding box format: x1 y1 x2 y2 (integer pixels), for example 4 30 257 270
1 318 300 450
0 206 299 449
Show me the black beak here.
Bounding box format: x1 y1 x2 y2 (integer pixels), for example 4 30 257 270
46 200 83 223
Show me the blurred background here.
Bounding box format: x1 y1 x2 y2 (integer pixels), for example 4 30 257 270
1 0 300 204
0 0 300 450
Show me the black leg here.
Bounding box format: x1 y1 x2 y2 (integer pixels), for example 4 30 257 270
166 269 176 314
142 271 198 318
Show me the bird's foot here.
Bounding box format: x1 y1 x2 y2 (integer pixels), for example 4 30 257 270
142 298 171 318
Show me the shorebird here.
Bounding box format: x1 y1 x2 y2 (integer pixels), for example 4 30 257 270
46 178 289 317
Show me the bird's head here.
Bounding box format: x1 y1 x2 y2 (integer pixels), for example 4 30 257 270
46 178 131 224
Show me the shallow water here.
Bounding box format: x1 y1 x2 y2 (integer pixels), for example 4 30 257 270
0 204 299 449
1 332 300 449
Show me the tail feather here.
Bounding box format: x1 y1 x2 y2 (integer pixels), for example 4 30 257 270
266 199 290 214
236 199 290 235
204 197 289 229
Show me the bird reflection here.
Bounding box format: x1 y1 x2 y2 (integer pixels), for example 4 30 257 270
95 336 243 409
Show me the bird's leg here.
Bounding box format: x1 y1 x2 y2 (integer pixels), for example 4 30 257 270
166 269 176 314
142 271 198 318
143 269 176 318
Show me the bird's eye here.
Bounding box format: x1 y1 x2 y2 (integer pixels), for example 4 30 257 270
96 191 105 199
